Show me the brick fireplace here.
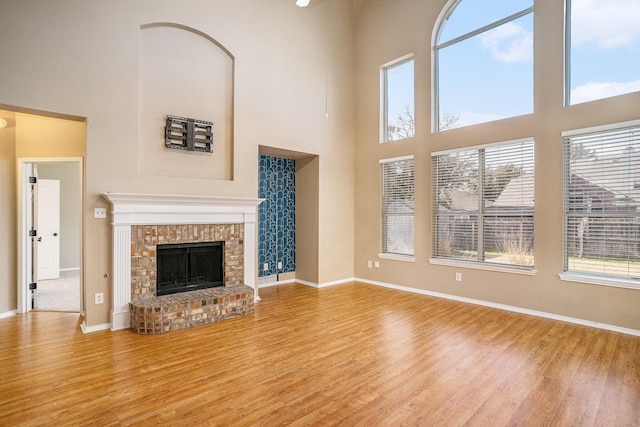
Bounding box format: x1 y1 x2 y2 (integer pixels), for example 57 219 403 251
130 223 243 298
103 193 263 331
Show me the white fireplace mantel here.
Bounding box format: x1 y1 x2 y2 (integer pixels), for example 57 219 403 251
102 192 264 331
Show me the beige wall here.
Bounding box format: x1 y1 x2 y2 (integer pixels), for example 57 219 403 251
354 0 640 329
15 114 86 159
296 156 320 283
0 0 355 326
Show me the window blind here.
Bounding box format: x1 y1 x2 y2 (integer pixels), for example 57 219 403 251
563 123 640 280
432 139 535 267
380 156 415 256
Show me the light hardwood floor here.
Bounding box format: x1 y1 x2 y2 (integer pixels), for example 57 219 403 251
1 282 639 426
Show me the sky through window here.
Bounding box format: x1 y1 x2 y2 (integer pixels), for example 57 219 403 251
436 1 533 129
569 0 640 104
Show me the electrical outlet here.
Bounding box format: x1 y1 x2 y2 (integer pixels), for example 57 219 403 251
455 272 462 282
367 261 372 268
277 261 283 270
263 263 269 271
374 261 380 269
94 208 107 219
95 292 104 304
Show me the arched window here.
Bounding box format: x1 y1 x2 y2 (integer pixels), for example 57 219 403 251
434 0 534 131
566 0 640 105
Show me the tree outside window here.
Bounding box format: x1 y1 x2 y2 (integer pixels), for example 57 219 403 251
383 57 414 142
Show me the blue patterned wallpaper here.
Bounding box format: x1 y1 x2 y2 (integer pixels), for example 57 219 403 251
258 155 296 278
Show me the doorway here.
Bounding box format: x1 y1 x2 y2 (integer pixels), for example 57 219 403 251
18 158 83 313
257 146 319 286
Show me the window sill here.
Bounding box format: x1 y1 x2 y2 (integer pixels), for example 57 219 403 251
378 253 416 263
429 258 537 275
559 272 640 291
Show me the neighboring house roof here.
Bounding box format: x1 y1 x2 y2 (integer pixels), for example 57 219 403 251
492 173 535 208
571 155 640 205
387 200 414 214
440 188 493 212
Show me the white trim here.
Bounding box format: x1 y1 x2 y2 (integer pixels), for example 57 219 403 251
561 119 640 137
17 161 32 314
102 192 264 226
356 278 640 337
110 225 132 330
560 272 640 291
429 258 537 275
60 267 80 272
296 277 356 289
381 53 414 69
81 321 112 334
379 154 414 164
0 310 17 320
431 137 534 157
295 279 320 288
432 0 461 133
437 7 533 50
258 278 296 289
378 253 416 263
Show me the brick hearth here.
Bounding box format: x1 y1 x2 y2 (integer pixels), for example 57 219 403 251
130 284 254 334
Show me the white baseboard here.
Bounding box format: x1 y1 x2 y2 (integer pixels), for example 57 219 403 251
0 310 17 320
60 267 80 272
259 278 296 288
296 277 356 289
356 277 640 337
80 321 112 334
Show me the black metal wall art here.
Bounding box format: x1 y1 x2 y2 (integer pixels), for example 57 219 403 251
165 115 214 153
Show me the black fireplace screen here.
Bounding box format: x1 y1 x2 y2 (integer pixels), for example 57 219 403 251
156 241 224 296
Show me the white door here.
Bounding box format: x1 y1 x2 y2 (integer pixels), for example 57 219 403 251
37 179 61 280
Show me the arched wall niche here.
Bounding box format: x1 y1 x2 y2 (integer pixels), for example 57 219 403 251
138 23 234 181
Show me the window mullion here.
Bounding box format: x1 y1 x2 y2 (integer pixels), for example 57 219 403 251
436 6 534 50
478 149 486 261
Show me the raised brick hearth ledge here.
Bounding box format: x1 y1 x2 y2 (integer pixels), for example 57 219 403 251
130 284 254 334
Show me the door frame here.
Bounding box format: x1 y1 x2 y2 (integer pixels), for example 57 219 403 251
17 157 84 313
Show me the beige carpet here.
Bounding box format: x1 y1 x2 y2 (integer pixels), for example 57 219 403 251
36 270 80 312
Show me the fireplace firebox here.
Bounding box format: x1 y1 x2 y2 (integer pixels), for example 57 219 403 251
156 241 224 296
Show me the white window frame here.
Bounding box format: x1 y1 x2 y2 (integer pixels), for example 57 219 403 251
560 119 640 290
432 1 534 132
379 155 415 261
430 138 536 275
381 54 415 143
